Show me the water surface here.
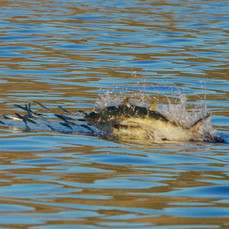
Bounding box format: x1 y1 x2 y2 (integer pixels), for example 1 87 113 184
0 0 228 228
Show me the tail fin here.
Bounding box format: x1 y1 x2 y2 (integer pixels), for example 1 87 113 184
191 115 210 132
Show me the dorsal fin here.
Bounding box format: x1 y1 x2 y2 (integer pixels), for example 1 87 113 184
121 97 131 107
191 115 210 132
149 101 157 111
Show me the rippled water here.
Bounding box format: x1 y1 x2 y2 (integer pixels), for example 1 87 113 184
0 0 229 228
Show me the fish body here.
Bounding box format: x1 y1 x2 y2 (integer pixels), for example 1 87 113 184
85 103 225 143
85 103 170 124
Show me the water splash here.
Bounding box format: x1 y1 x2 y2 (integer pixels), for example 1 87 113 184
95 90 123 109
94 89 216 136
0 87 223 143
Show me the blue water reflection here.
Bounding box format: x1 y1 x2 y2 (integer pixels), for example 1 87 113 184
0 0 228 228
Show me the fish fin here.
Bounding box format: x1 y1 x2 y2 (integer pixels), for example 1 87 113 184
123 97 129 103
120 97 130 106
149 101 157 111
191 115 210 132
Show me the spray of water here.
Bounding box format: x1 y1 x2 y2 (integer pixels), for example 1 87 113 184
94 87 216 136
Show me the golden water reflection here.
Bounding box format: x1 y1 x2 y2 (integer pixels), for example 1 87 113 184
0 134 228 227
0 0 228 228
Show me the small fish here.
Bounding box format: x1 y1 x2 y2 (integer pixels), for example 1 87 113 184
47 124 56 131
33 101 49 111
59 122 73 131
80 124 94 133
76 110 87 116
13 104 29 112
15 113 32 130
3 114 14 120
15 113 24 120
58 105 70 114
24 116 37 125
54 114 75 122
77 118 86 122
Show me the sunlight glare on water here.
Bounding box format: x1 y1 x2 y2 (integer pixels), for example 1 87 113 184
0 0 228 228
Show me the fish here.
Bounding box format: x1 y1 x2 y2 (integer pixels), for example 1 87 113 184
84 102 226 143
0 101 226 144
0 101 97 134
